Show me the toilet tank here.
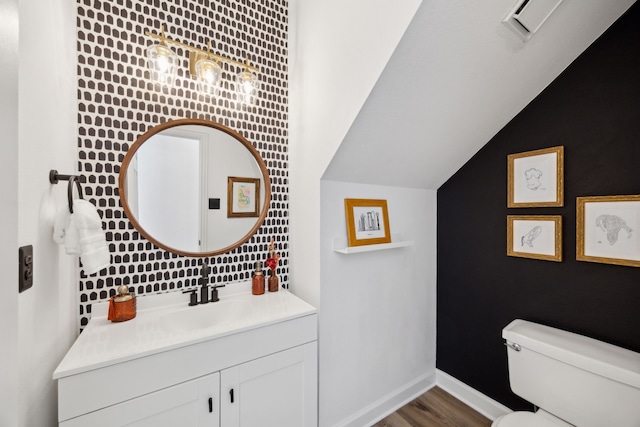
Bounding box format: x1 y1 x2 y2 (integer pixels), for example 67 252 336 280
503 319 640 427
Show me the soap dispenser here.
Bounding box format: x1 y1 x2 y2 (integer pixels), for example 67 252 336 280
107 285 137 322
252 261 265 295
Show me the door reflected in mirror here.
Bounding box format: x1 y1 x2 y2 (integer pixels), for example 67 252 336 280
119 119 271 257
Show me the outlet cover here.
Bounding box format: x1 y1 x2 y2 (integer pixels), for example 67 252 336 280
19 245 33 293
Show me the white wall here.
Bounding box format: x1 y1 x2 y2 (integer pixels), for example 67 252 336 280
137 135 201 252
0 1 19 425
17 0 77 425
289 2 428 424
204 130 265 250
319 181 437 426
288 0 422 308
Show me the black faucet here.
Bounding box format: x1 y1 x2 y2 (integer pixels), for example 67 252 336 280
182 288 199 306
182 261 225 306
200 261 210 304
210 281 226 302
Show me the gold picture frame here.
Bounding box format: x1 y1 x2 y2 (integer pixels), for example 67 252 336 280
344 198 391 247
508 146 564 208
507 215 562 262
227 177 260 218
577 195 640 267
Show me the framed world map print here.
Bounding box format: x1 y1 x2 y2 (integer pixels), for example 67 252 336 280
577 195 640 267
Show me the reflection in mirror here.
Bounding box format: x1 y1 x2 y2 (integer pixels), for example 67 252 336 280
119 119 271 257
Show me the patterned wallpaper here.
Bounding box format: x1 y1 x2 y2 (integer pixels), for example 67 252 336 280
76 0 289 327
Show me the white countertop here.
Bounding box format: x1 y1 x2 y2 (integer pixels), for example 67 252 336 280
53 284 316 379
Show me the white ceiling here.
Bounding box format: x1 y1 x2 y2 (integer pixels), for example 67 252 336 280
322 0 636 190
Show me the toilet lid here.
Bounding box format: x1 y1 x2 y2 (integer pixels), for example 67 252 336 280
493 412 566 427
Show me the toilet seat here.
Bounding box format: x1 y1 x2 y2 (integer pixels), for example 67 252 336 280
492 411 573 427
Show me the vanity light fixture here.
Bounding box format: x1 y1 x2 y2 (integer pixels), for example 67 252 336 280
195 43 223 97
145 25 260 105
236 56 260 106
145 26 179 88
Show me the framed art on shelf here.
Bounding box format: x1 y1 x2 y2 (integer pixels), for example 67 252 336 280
227 177 260 218
507 215 562 262
508 146 564 208
344 198 391 247
576 195 640 267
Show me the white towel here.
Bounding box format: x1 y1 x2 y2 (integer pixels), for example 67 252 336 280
53 205 70 245
53 198 111 275
53 206 80 255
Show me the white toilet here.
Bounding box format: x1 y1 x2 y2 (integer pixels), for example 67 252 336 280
492 319 640 427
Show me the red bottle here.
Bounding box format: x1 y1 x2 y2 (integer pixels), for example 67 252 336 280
252 261 265 295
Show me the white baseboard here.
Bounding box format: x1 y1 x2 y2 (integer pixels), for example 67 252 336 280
436 369 512 421
335 371 436 427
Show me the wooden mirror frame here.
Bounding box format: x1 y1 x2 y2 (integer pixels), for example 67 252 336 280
118 118 271 257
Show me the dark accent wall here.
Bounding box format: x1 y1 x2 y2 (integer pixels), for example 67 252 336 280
437 3 640 410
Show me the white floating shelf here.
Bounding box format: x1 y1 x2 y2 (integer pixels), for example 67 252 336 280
333 233 414 254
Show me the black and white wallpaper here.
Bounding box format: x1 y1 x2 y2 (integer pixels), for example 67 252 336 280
76 0 288 327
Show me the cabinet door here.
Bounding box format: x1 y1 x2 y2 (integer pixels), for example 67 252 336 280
60 372 220 427
220 342 317 427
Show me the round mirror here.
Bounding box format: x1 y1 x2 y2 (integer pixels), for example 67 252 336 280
119 119 271 257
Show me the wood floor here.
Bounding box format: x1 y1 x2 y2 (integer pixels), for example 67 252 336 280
371 387 492 427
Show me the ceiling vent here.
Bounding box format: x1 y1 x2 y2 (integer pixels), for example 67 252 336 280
503 0 563 41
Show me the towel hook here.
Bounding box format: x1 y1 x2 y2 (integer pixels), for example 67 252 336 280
49 169 84 213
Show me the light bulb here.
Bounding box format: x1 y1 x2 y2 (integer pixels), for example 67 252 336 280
204 69 215 83
242 82 254 103
156 54 169 72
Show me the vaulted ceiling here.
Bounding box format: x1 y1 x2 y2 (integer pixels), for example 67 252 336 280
320 0 636 189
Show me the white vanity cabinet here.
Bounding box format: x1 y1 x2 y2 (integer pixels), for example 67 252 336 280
221 343 317 427
60 372 220 427
53 290 318 427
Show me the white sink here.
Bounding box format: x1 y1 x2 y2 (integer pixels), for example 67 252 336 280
160 298 252 332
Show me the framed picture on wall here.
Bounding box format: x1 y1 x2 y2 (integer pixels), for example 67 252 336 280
576 195 640 267
507 215 562 262
507 146 564 208
227 177 260 218
344 198 391 247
